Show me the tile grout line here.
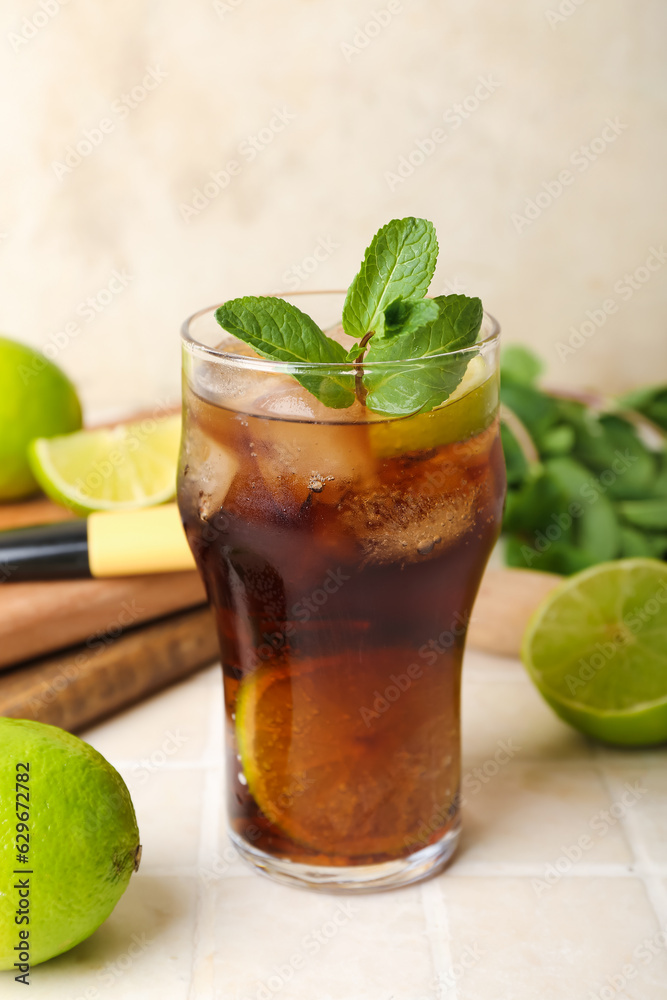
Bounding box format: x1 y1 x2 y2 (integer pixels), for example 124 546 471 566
136 862 667 879
421 879 458 1000
595 751 667 932
448 861 667 877
187 667 225 1000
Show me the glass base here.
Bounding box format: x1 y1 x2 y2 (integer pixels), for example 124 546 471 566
228 820 460 893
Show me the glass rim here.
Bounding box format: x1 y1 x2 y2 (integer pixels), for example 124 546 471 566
181 290 500 371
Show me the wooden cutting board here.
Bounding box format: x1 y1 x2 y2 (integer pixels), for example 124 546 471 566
0 605 219 732
468 567 561 656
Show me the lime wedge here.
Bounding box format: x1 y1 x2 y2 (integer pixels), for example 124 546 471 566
522 558 667 746
368 357 498 458
28 414 182 515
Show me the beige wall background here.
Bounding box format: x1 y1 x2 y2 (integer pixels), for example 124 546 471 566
1 0 665 418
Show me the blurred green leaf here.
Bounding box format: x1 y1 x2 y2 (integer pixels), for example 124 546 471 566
500 345 544 386
500 349 667 574
571 413 656 500
500 421 529 487
543 456 620 563
504 535 594 575
540 424 576 456
618 499 667 530
647 534 667 558
619 385 667 432
502 468 564 535
500 382 562 446
619 526 655 558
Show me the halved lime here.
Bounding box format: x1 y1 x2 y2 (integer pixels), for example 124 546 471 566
28 414 181 515
522 559 667 746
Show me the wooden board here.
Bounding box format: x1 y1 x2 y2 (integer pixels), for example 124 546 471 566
0 605 219 732
467 567 561 657
0 571 207 670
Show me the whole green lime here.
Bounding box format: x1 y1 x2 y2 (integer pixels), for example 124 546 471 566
0 336 82 500
0 718 141 969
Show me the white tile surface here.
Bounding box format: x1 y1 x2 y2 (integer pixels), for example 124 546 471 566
23 876 197 999
4 648 666 999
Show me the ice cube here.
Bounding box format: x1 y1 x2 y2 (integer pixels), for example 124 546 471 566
245 402 377 511
338 484 477 567
181 392 240 519
337 428 497 566
252 385 318 420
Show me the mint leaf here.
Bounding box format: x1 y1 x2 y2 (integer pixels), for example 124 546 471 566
362 294 483 415
500 345 544 386
383 296 439 338
344 298 438 357
215 296 355 409
342 218 438 341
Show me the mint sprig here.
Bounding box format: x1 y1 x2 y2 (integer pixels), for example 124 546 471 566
215 297 355 409
342 218 438 342
214 218 485 415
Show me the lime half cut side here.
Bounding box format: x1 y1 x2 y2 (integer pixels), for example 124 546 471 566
28 414 182 515
521 558 667 746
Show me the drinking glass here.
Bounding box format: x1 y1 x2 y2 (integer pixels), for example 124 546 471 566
178 292 505 891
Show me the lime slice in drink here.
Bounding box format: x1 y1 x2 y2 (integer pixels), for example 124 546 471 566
28 414 181 515
368 357 498 458
236 651 456 857
522 558 667 746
